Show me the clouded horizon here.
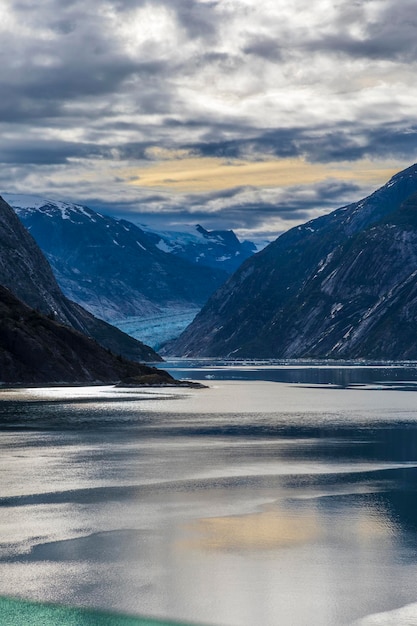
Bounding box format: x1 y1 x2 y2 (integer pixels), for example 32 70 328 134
1 0 417 240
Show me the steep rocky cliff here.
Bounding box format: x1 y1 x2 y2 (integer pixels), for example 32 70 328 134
0 196 160 362
0 285 166 384
6 195 230 322
166 164 417 359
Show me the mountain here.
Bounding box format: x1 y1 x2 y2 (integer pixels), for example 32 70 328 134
6 195 257 349
166 164 417 359
0 196 160 362
141 223 257 274
0 285 169 384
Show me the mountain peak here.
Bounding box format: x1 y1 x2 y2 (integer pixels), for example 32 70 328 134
195 223 208 236
0 195 160 362
387 162 417 184
7 194 250 348
166 163 417 359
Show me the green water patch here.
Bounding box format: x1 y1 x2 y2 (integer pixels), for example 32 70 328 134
0 597 195 626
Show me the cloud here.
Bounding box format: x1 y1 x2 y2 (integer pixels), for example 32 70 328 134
81 175 372 241
243 36 283 62
0 138 108 164
305 0 417 62
1 0 417 238
184 121 417 165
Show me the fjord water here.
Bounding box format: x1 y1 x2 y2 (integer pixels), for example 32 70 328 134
1 363 417 625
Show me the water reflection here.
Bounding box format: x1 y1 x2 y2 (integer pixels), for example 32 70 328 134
163 358 417 388
1 370 417 625
181 506 322 551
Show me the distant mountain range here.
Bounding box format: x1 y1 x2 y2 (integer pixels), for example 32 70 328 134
141 223 257 274
167 163 417 359
0 195 161 384
6 194 256 348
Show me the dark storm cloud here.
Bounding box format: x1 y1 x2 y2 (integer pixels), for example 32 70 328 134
0 69 140 124
0 145 75 165
186 136 296 160
1 120 416 185
0 0 176 127
183 179 363 221
309 0 417 62
243 37 283 62
0 138 115 165
184 122 417 165
309 33 417 61
87 178 366 239
1 54 171 124
168 0 220 40
2 0 417 237
304 124 417 163
234 1 417 66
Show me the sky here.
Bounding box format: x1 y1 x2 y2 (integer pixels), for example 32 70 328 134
1 0 417 241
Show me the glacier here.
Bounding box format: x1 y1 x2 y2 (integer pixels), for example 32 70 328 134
113 305 200 350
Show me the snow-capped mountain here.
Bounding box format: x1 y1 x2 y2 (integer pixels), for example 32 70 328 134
141 223 257 274
166 163 417 359
6 194 256 348
0 195 159 363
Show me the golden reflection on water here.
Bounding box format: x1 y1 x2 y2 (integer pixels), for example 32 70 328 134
180 508 321 551
179 500 395 553
355 512 395 541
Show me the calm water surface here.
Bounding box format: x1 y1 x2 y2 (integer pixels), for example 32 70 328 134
1 362 417 625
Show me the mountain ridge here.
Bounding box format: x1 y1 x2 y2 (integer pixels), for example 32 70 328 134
0 195 160 362
6 194 249 325
166 163 417 359
0 284 167 384
6 193 257 348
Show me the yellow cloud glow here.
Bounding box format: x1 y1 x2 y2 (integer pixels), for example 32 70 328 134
128 155 402 193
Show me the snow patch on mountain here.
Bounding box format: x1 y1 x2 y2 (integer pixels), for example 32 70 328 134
155 239 173 253
6 191 262 350
140 223 259 274
4 193 99 224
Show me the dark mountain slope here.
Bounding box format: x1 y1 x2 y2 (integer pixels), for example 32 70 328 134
252 193 417 359
167 164 417 358
7 196 229 322
0 196 159 362
0 285 167 384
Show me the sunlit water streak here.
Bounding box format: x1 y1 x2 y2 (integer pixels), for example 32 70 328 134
1 364 417 625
